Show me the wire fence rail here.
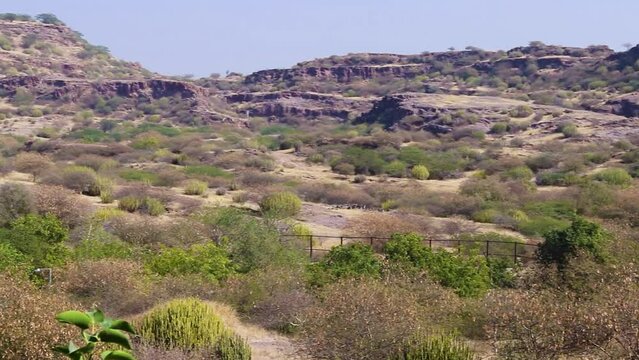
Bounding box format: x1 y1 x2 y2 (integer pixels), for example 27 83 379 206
280 234 540 263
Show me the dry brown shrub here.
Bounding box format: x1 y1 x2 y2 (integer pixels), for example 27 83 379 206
55 143 132 160
58 259 152 317
14 151 52 181
135 342 210 360
221 265 313 331
300 276 457 360
239 170 281 188
115 185 202 214
297 183 377 207
74 154 114 171
33 184 92 228
107 214 209 247
398 189 483 218
213 151 248 169
0 274 77 359
485 260 639 359
347 212 424 239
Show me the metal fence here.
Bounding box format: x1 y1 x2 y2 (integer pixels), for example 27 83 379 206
280 234 539 263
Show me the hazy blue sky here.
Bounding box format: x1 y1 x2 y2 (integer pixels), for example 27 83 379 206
3 0 639 76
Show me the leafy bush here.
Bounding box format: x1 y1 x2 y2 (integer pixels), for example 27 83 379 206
537 217 607 268
118 196 165 216
137 298 250 359
383 233 491 297
119 169 161 185
0 242 31 274
385 160 408 177
501 166 534 181
142 197 165 216
592 168 633 187
184 180 208 195
198 207 304 272
516 215 570 237
509 105 533 118
308 243 382 286
145 243 233 281
1 214 69 267
259 191 302 218
411 165 430 180
118 196 143 212
536 171 581 186
389 334 474 360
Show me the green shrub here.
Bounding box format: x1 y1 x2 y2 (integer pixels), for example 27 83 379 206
198 207 303 273
0 34 13 51
385 160 408 177
561 124 579 138
145 243 233 281
1 214 69 267
308 243 382 287
184 180 208 195
490 122 509 134
137 298 250 359
537 216 607 268
118 196 143 212
73 238 133 261
61 166 100 196
383 233 431 268
142 197 165 216
411 165 430 180
389 334 474 360
501 166 533 181
184 165 231 178
0 242 31 274
592 168 633 187
509 105 533 118
536 171 581 186
383 233 490 297
259 191 302 218
471 208 500 223
119 169 161 185
516 216 570 237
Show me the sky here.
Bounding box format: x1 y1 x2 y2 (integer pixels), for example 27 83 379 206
3 0 639 77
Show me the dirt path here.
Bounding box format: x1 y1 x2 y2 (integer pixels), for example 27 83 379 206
207 302 309 360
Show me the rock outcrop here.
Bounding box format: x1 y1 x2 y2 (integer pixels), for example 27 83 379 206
225 91 373 121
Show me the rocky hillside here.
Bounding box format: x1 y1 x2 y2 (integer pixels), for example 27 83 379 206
1 15 639 140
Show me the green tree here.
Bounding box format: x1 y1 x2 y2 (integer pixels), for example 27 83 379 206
537 217 607 269
36 13 64 25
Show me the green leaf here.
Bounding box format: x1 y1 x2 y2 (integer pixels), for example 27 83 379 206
56 310 93 330
89 309 105 323
110 319 136 334
101 350 136 360
98 329 132 349
67 341 79 353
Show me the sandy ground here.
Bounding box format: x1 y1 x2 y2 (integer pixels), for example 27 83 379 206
207 302 308 360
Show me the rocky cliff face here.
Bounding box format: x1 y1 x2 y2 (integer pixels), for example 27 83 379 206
245 64 426 84
225 91 373 121
0 76 207 101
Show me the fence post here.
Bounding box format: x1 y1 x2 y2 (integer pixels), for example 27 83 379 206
370 237 374 247
340 236 344 246
309 235 313 260
429 238 432 250
485 240 490 257
513 242 518 263
458 239 461 254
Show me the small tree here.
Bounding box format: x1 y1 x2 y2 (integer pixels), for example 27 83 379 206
36 13 64 25
15 152 51 181
0 183 33 226
54 308 136 360
537 217 607 269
